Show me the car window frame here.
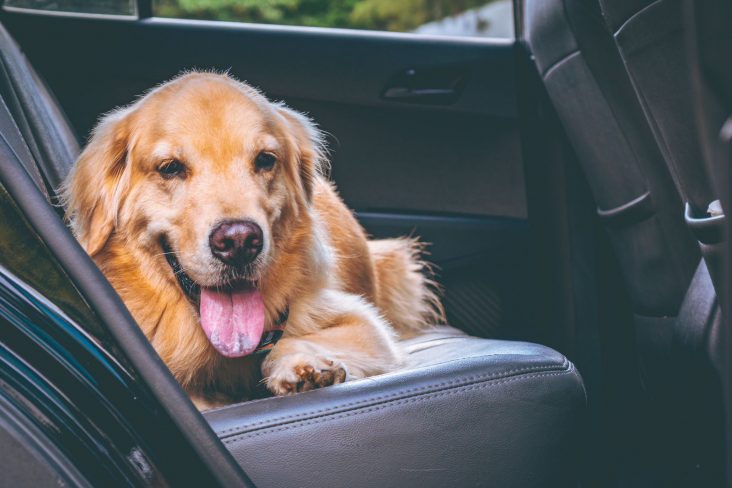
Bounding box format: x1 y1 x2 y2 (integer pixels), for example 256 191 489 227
2 0 516 42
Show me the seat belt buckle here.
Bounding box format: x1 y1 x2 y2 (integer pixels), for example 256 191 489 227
685 201 725 245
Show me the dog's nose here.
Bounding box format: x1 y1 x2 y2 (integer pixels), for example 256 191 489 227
209 220 263 265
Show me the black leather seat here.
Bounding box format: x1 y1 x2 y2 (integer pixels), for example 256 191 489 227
598 0 728 297
525 0 699 320
684 2 732 479
0 20 587 487
598 0 715 216
0 23 78 198
205 326 585 488
524 0 725 484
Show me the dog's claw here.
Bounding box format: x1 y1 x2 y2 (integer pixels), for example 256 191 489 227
333 367 347 383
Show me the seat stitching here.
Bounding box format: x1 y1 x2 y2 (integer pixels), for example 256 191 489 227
216 360 571 437
402 351 547 371
542 49 580 79
222 368 579 443
614 0 664 37
214 357 568 435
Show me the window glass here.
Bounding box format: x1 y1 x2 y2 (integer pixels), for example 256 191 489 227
154 0 514 39
4 0 135 16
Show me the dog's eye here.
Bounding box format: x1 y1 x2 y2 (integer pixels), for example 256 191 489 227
254 152 276 171
158 159 186 179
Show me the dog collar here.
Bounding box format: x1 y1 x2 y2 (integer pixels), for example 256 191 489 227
252 306 289 355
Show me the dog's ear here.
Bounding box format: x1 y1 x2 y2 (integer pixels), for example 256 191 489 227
275 104 326 202
62 108 133 257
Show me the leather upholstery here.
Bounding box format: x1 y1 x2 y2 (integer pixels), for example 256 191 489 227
600 0 714 214
598 0 728 299
525 0 699 318
524 1 725 483
205 326 585 487
0 22 79 198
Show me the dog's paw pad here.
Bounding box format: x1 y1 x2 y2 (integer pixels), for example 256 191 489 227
266 356 348 395
294 362 347 393
296 365 347 392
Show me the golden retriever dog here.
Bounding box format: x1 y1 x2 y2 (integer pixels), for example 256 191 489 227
63 72 443 409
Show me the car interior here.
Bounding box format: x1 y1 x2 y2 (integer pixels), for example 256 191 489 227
0 0 729 487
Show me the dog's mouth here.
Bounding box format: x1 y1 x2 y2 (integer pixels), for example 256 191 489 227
162 239 266 358
162 239 201 301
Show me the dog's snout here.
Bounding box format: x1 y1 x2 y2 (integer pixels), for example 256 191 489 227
209 220 263 265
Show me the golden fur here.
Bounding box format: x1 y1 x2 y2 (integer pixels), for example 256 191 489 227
63 72 443 409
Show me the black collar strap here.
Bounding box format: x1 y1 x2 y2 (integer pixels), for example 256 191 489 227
252 306 289 355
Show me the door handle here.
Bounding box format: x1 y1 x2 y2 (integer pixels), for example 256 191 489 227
381 66 468 106
382 86 458 103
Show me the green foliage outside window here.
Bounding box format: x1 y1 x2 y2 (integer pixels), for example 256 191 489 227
155 0 501 32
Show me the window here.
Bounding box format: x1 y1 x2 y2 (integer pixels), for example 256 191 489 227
4 0 135 16
154 0 514 39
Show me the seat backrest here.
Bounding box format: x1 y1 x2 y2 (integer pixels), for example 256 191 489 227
0 22 79 200
525 0 699 319
524 0 725 484
598 0 728 294
685 0 732 478
599 0 715 215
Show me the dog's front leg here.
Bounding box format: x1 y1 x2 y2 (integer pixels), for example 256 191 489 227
262 290 404 395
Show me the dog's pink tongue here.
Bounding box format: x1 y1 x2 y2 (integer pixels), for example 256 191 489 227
199 287 265 358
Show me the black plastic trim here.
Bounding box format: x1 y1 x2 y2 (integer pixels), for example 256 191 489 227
356 211 527 267
136 0 152 19
0 388 91 488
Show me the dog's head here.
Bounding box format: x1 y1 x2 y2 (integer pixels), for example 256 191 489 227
64 72 325 357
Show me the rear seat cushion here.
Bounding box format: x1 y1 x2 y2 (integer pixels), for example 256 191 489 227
205 326 586 488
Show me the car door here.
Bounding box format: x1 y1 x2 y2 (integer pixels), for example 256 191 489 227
0 0 544 344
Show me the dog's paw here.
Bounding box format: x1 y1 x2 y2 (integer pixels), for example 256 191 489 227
264 354 348 395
